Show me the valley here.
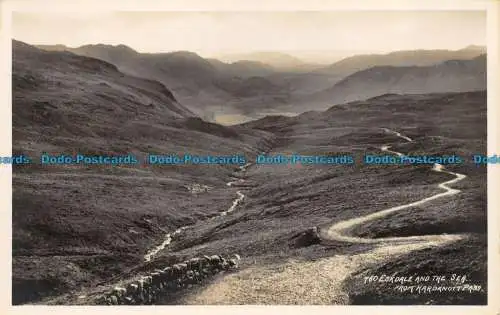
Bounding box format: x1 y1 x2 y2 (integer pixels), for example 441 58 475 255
12 39 487 306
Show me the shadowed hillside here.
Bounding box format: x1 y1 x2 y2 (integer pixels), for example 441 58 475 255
298 55 486 110
36 44 289 118
12 40 275 304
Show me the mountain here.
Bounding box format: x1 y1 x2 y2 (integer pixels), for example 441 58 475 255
207 59 275 78
302 54 486 108
217 51 309 70
314 46 487 77
459 45 486 53
35 43 488 119
43 45 219 93
12 40 275 304
265 72 345 96
19 41 192 119
35 44 290 118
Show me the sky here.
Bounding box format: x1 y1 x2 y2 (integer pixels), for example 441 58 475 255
12 10 486 62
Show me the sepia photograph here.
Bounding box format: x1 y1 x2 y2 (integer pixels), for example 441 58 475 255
2 0 499 311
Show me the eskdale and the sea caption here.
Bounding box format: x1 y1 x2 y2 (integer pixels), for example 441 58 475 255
2 153 499 165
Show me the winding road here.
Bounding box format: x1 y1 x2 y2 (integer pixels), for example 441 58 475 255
142 129 471 304
146 128 468 263
179 128 471 304
322 128 468 246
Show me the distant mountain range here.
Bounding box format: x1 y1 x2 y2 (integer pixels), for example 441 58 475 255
34 42 487 119
300 54 486 108
313 46 486 77
207 59 275 77
216 51 315 71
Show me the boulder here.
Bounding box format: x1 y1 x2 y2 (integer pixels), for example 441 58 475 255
187 257 201 270
109 295 118 305
290 226 321 248
228 258 238 268
209 255 221 264
151 272 161 285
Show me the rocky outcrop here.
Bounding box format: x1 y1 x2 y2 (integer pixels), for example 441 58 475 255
95 254 240 305
184 183 212 194
289 227 322 248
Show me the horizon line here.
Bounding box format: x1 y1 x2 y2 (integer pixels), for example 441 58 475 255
13 38 487 64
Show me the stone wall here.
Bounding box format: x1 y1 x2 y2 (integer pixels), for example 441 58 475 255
95 254 240 305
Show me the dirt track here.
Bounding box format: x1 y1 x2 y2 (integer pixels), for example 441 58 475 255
177 128 471 304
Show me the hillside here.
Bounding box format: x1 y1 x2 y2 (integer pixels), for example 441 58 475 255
314 46 486 77
301 55 486 109
171 91 486 305
12 40 275 304
36 44 289 118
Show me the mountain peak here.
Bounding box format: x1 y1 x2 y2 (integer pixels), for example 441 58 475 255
461 45 486 51
167 50 205 59
79 43 138 54
217 51 305 69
